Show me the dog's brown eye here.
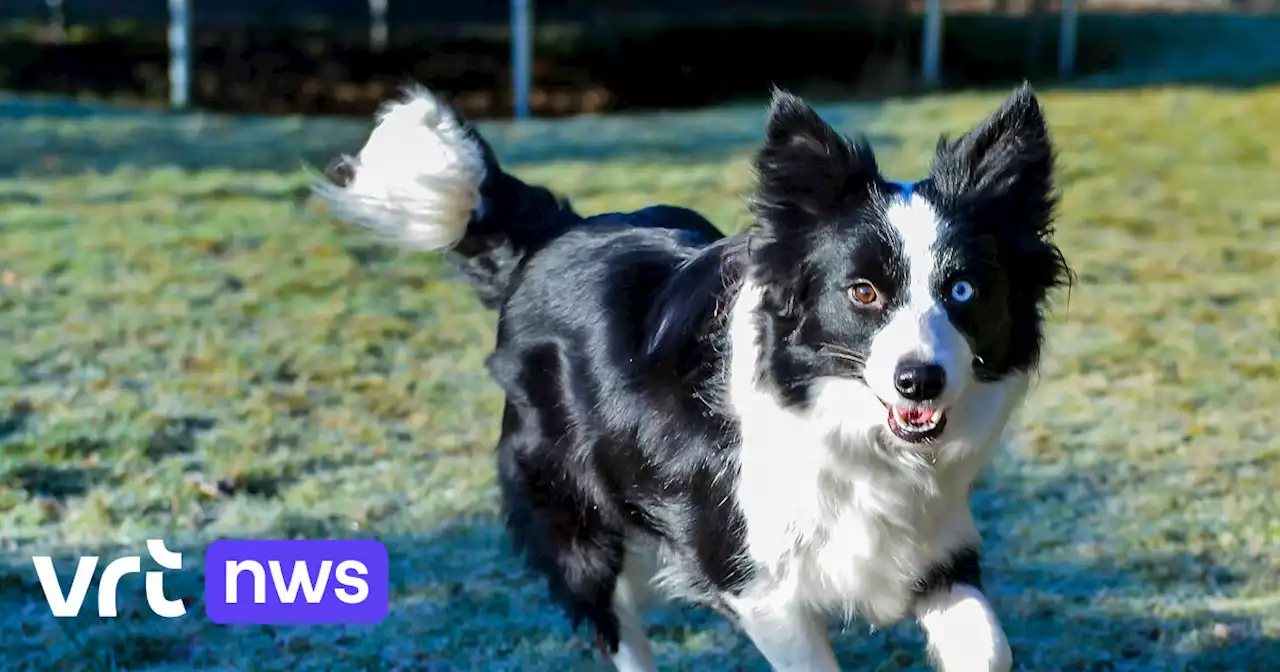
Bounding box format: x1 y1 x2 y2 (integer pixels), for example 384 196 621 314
848 281 879 306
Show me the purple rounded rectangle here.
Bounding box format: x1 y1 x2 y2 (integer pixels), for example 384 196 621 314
204 539 388 625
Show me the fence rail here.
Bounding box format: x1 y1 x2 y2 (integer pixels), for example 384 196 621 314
5 0 1086 118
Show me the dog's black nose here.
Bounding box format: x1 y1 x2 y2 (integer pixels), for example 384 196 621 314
894 361 947 401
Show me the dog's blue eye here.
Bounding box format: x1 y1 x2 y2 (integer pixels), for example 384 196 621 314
950 280 976 303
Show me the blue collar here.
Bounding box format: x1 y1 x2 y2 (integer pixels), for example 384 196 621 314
887 180 917 198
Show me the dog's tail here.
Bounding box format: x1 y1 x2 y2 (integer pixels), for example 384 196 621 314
312 85 581 308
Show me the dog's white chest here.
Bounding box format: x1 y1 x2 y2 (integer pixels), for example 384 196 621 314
734 459 927 624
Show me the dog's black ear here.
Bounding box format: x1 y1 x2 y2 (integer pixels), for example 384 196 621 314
930 83 1054 224
748 91 879 319
751 90 879 227
932 83 1070 315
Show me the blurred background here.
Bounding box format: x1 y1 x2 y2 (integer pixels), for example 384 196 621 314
1 1 1278 671
1 0 1278 117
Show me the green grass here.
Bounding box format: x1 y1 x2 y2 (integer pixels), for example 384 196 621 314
2 84 1279 671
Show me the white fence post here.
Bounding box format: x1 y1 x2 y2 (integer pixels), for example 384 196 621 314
1059 0 1079 78
45 0 67 43
922 0 943 87
370 0 388 53
168 0 191 109
511 0 533 119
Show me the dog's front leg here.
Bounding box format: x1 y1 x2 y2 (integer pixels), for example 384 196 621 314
733 601 841 672
915 583 1012 672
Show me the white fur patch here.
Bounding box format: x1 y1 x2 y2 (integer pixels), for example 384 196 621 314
312 86 486 250
721 278 1028 670
610 543 659 672
731 603 841 672
863 192 974 408
916 585 1012 672
727 284 970 616
887 191 944 306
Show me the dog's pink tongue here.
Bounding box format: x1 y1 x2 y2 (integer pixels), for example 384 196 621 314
900 408 937 425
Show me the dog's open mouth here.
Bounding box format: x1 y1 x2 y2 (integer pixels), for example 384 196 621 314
886 405 947 443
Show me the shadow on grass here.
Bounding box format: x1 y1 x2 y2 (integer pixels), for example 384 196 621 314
0 399 35 441
3 431 113 500
7 463 111 501
0 95 893 178
1 452 1276 671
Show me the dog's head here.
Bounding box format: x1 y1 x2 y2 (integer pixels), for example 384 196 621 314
743 84 1070 459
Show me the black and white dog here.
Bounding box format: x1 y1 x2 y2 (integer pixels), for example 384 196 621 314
316 83 1070 672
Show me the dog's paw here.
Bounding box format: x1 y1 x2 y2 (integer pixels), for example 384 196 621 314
927 623 1011 672
993 637 1013 672
937 634 1011 672
918 585 1012 672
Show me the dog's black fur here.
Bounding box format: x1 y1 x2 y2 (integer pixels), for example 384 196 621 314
475 196 753 647
322 83 1072 665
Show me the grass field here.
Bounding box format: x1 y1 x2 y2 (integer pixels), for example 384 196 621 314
1 84 1279 671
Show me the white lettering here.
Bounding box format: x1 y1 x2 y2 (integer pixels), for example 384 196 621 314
96 556 141 617
334 560 369 604
225 560 267 604
144 540 185 617
269 560 331 604
32 556 98 618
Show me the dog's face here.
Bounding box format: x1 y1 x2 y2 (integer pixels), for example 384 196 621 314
745 85 1070 457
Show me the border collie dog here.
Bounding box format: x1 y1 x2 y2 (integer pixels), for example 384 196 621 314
316 83 1070 672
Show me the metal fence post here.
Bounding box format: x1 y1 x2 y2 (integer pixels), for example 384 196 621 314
1059 0 1079 78
44 0 67 43
922 0 943 87
511 0 533 119
370 0 389 53
168 0 191 109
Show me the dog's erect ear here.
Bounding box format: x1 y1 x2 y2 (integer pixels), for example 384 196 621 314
930 83 1054 220
932 83 1070 309
751 90 879 227
748 91 878 319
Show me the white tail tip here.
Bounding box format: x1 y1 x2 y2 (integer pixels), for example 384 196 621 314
313 85 486 251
